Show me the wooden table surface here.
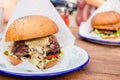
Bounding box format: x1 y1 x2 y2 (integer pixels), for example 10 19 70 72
0 27 120 80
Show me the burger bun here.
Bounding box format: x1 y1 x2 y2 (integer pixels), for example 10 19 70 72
5 15 58 42
8 55 58 69
8 56 22 65
103 36 120 41
91 11 120 41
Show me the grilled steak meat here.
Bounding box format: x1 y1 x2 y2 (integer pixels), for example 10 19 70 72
98 30 116 35
11 35 60 58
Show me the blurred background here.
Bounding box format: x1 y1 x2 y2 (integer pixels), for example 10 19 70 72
0 0 105 27
49 0 105 27
0 0 78 27
50 0 77 27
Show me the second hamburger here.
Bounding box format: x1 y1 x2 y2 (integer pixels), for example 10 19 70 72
91 11 120 41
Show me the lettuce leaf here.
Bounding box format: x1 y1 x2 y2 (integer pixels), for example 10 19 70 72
113 30 120 36
94 29 107 37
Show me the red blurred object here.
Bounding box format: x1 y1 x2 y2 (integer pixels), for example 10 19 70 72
60 13 69 26
56 6 70 26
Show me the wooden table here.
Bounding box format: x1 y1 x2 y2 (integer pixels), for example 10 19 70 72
0 27 120 80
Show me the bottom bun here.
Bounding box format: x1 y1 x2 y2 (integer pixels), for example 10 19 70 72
103 36 120 41
8 55 59 69
8 56 22 65
44 60 58 69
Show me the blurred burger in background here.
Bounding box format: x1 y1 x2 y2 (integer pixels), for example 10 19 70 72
4 15 63 70
91 11 120 41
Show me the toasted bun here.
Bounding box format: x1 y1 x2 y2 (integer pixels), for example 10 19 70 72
92 24 120 31
92 11 120 26
8 55 58 69
5 15 58 41
8 56 22 65
44 60 58 69
103 36 120 41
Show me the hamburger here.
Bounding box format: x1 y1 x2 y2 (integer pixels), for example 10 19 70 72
91 11 120 41
4 15 63 70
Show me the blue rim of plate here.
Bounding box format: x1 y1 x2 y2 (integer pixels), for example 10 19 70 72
79 33 120 46
0 46 89 78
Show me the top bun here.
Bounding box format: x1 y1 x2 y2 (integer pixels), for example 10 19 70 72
91 11 120 26
5 15 58 41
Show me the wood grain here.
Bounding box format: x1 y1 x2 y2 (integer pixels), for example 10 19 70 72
0 27 120 80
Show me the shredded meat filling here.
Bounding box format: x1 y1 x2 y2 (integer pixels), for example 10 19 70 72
11 35 60 58
12 41 29 58
46 36 60 56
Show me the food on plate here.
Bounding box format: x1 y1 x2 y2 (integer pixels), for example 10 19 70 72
91 11 120 41
4 15 63 70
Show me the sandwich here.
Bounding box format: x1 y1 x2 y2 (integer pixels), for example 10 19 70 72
4 15 63 70
91 11 120 41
